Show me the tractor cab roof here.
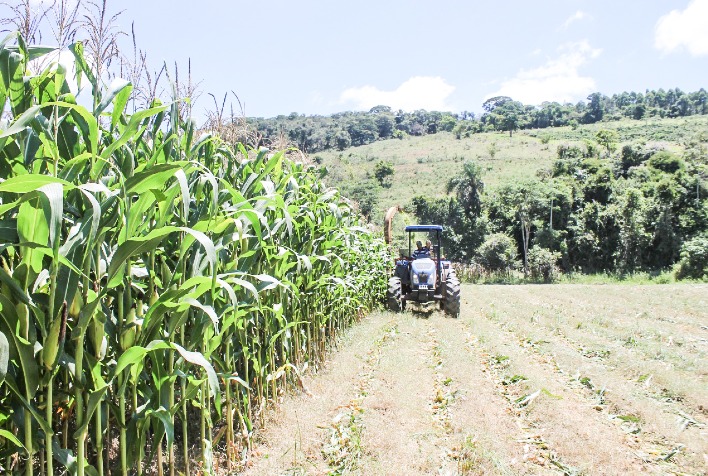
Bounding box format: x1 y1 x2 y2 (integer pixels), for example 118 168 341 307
405 225 443 232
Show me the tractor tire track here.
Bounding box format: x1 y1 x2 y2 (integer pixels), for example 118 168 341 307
429 316 544 475
463 306 647 475
354 315 448 474
472 290 706 473
511 308 707 470
240 312 401 475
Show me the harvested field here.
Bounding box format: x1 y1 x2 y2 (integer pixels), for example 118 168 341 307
240 284 708 475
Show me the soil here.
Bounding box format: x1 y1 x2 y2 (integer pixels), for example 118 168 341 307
238 284 708 475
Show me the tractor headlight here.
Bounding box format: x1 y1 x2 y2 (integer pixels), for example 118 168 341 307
412 273 419 284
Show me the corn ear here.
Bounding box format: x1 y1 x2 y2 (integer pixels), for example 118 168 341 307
120 307 137 350
0 330 9 383
42 313 62 369
69 292 83 320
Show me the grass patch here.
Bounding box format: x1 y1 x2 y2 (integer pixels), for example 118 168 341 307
456 269 705 285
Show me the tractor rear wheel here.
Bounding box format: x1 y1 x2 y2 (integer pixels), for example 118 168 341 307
387 277 403 312
443 276 461 318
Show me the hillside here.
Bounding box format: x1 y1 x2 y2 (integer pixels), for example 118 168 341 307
315 115 708 225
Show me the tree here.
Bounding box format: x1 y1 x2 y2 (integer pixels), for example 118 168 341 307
446 161 484 220
675 233 708 279
595 129 619 156
497 101 523 137
482 96 512 113
439 114 457 132
486 181 549 276
648 151 685 174
411 196 487 261
334 130 351 150
583 92 604 123
374 113 395 138
617 188 650 271
349 180 379 220
374 160 394 187
527 246 561 282
369 105 391 114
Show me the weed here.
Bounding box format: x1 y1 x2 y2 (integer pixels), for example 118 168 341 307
456 434 481 474
502 375 527 385
624 336 638 347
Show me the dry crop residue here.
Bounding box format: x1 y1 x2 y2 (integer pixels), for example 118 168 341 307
240 284 708 475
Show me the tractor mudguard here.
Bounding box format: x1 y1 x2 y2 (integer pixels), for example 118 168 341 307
395 260 409 284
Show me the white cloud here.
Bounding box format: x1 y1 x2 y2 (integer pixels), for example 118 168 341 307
655 0 708 56
339 76 455 111
562 11 588 29
486 41 601 105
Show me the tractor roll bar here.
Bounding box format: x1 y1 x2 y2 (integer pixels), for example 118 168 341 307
404 225 444 232
405 225 444 286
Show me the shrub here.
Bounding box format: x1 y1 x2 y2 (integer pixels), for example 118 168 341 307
335 130 352 150
675 233 708 280
557 143 584 160
527 246 562 283
374 160 395 187
393 129 407 140
477 233 518 271
619 144 651 173
350 180 379 219
648 150 685 174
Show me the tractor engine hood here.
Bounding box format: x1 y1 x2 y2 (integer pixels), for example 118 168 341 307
411 258 436 285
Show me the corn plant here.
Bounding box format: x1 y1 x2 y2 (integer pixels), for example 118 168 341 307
0 32 389 475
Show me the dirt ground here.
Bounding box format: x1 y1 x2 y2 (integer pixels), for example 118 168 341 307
239 284 708 475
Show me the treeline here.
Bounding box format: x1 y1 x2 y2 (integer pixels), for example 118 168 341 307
412 132 708 280
463 88 708 138
248 88 708 153
248 107 459 153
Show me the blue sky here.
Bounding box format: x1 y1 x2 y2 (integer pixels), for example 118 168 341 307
24 0 708 119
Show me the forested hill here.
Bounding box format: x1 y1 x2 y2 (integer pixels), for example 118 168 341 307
307 114 708 280
247 88 707 153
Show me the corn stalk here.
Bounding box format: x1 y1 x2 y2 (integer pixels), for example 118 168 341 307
0 32 389 475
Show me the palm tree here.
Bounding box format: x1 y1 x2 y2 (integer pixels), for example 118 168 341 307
446 160 484 220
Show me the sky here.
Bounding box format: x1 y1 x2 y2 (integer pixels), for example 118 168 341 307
20 0 708 120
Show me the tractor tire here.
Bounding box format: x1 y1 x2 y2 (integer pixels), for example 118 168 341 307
443 276 461 318
387 277 403 312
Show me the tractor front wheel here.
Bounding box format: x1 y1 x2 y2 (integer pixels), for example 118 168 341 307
387 277 403 312
443 276 461 318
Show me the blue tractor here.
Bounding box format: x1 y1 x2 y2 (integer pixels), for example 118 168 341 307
387 225 461 316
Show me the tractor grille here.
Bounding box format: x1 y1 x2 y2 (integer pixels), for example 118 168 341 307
419 272 429 283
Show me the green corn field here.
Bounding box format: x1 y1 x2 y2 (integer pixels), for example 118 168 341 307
0 32 389 475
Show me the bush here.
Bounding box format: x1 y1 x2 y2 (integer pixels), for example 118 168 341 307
477 233 518 271
619 143 654 173
335 130 352 150
648 150 685 174
675 233 708 280
392 129 407 140
349 180 379 220
374 160 395 187
527 246 561 283
557 143 584 160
